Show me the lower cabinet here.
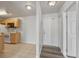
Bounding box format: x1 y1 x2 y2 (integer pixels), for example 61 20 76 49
0 33 4 53
10 32 21 44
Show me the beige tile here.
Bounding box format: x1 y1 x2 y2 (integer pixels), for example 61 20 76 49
0 43 36 58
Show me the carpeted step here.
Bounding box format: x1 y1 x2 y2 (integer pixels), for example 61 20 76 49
42 48 63 56
43 45 61 51
40 51 64 58
40 45 64 58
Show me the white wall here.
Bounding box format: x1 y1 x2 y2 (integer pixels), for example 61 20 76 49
58 11 63 50
16 13 63 51
18 13 59 58
17 12 62 53
43 13 59 47
18 16 36 44
18 13 59 47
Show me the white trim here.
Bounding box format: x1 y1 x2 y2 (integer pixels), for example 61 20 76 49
76 1 79 58
21 41 36 45
60 47 67 58
61 2 74 12
62 1 77 57
36 1 43 58
36 1 40 58
62 12 67 57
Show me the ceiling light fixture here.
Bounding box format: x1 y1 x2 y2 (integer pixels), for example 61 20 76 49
25 2 32 10
0 9 8 15
26 5 32 10
48 1 56 7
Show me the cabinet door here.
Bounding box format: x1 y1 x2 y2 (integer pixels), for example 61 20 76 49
0 33 4 52
15 19 20 28
6 18 21 28
10 32 21 44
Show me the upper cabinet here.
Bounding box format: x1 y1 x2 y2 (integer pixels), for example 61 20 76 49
0 18 21 28
6 18 21 28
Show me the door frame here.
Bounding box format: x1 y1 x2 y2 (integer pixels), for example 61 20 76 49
66 2 76 57
62 1 77 57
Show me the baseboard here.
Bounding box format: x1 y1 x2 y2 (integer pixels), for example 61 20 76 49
43 44 58 47
21 41 36 45
60 48 67 58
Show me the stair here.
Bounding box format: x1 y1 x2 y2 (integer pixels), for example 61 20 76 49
40 45 64 58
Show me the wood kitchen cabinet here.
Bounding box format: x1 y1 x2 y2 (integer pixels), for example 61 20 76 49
14 19 20 28
0 33 4 53
10 32 21 44
6 18 21 28
0 18 21 28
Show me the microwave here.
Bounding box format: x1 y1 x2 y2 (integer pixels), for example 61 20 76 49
7 23 16 28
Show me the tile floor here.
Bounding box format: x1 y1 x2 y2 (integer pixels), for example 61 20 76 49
0 43 36 58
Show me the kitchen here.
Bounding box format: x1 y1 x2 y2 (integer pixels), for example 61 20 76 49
0 1 36 58
0 18 21 44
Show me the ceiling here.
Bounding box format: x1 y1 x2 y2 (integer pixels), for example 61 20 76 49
0 1 64 17
41 1 64 14
67 2 76 12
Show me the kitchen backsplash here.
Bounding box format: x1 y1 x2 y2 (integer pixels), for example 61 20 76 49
7 28 18 33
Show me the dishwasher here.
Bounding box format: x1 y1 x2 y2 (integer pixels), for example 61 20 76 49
4 33 10 43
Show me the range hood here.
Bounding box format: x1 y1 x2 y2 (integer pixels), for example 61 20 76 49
0 9 12 18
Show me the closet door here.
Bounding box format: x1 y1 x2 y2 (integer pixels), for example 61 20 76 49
67 11 76 57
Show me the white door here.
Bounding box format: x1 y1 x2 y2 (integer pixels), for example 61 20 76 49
67 11 76 57
43 17 58 46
